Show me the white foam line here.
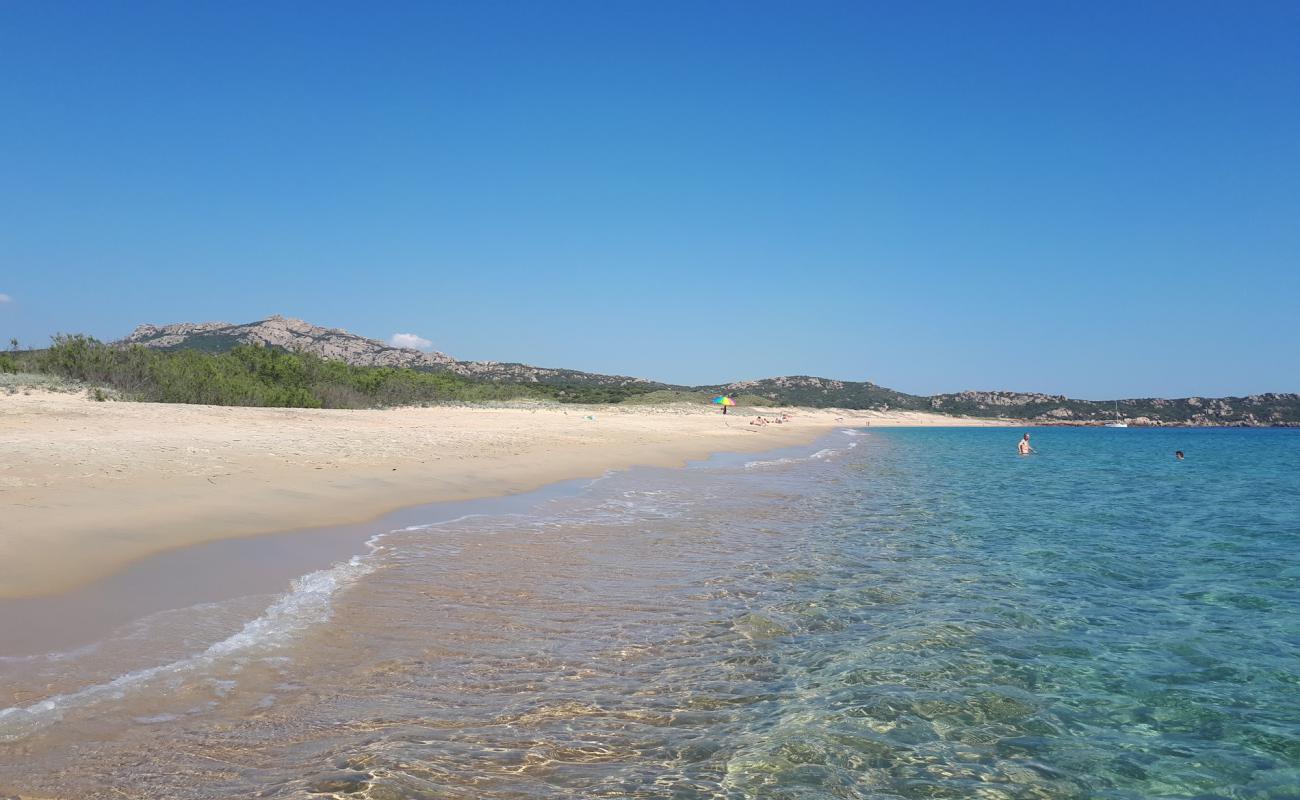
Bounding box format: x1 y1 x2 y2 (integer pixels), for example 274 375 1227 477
396 511 535 534
0 640 102 665
582 470 619 488
0 540 383 741
744 447 847 470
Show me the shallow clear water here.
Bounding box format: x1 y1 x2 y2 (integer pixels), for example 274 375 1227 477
2 427 1298 799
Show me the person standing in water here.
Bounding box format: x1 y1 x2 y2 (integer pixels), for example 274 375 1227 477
1018 433 1035 455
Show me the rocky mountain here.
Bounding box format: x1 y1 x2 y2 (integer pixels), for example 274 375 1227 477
119 316 659 387
123 316 460 370
927 390 1300 427
117 316 1300 425
717 375 930 412
711 380 1299 425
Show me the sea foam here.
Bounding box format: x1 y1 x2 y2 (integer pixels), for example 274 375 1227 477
0 536 384 741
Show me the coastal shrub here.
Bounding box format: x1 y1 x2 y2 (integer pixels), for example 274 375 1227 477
18 336 674 410
0 353 17 374
27 336 579 409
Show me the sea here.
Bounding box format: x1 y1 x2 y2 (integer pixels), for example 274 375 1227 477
1 427 1298 799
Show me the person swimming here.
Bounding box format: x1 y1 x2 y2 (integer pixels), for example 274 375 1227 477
1176 450 1185 460
1018 433 1035 455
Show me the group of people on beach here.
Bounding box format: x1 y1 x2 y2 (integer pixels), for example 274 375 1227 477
1019 433 1186 460
750 413 791 427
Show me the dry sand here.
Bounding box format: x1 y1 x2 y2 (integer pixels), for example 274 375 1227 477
0 390 1008 599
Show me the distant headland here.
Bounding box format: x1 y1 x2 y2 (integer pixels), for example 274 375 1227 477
4 315 1296 426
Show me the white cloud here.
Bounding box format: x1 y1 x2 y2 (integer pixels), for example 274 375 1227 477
0 293 11 304
389 332 433 350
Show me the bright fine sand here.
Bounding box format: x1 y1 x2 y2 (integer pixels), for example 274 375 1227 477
0 391 1006 599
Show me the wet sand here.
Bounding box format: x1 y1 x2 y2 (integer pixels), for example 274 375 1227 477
0 390 1008 600
0 477 596 656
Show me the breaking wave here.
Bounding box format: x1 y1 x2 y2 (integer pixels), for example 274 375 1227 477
0 536 384 741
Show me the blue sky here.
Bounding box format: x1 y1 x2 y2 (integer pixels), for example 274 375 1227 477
2 2 1297 398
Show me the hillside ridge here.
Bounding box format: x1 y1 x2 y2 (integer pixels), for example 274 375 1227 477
122 316 656 387
115 316 1300 425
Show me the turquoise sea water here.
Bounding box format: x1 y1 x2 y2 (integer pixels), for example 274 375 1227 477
2 426 1298 799
708 427 1300 799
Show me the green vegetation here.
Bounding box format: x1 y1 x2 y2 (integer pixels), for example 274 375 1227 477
691 378 1300 425
542 383 661 404
14 335 658 409
927 392 1300 426
621 388 777 407
698 377 929 412
5 334 1297 425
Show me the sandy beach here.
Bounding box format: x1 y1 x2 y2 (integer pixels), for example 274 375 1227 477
0 390 1007 599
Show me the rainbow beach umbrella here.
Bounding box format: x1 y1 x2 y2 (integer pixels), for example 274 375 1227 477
712 394 737 406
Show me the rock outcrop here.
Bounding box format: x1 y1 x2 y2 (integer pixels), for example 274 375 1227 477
115 316 1300 425
119 316 653 386
727 376 847 392
123 316 461 370
930 391 1068 409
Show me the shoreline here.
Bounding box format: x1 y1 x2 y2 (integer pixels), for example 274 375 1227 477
0 390 1009 600
0 473 609 656
1 432 870 657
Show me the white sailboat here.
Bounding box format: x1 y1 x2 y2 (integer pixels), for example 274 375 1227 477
1104 400 1128 428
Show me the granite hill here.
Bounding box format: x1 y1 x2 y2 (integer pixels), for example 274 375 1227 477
112 316 1300 425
